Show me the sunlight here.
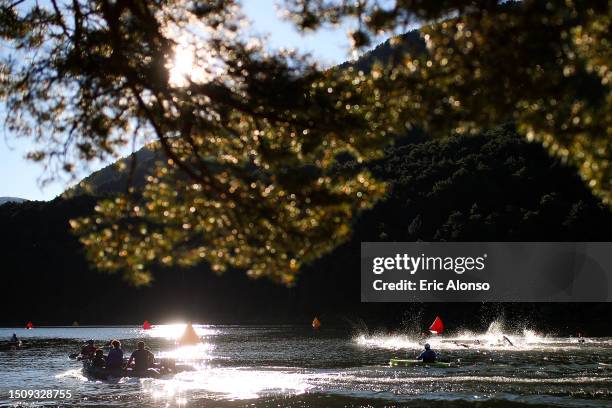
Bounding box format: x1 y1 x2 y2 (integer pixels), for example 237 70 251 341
145 323 187 339
166 35 226 88
159 343 215 361
168 43 203 87
145 368 311 401
143 323 219 340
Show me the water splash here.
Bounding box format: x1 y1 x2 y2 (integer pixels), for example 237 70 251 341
355 333 422 350
355 319 557 351
55 368 87 382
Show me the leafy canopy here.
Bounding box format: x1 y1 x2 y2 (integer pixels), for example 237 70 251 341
1 0 389 285
0 0 609 284
286 0 610 203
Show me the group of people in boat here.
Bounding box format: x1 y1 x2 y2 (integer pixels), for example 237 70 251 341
80 339 155 373
2 333 22 350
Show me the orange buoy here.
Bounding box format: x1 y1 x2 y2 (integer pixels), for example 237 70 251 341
312 317 321 330
142 320 152 330
177 323 200 346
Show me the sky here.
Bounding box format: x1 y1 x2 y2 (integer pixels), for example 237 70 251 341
0 0 356 201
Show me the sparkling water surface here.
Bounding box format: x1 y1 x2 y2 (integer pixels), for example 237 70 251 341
0 324 611 407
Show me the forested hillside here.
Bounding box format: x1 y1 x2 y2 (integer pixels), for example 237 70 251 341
1 125 610 332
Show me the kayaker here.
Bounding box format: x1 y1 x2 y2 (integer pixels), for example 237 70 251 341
92 349 106 368
81 340 97 359
417 343 437 363
127 341 155 372
106 339 124 370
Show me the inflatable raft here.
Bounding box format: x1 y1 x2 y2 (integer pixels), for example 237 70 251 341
82 359 194 380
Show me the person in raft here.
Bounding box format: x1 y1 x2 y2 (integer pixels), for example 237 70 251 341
127 341 155 372
106 339 124 370
91 349 106 368
81 340 97 359
417 343 437 363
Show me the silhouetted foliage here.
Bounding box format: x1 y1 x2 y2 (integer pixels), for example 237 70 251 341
1 0 609 285
1 0 388 285
286 0 611 203
1 125 610 329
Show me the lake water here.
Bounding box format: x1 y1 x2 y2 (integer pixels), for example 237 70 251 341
0 324 611 407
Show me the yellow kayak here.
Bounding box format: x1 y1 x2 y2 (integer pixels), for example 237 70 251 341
389 359 455 368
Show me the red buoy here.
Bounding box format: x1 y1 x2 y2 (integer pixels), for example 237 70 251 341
142 320 152 330
429 316 444 335
25 321 33 329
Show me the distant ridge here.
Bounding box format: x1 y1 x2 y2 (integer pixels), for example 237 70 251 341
68 145 161 196
0 197 27 205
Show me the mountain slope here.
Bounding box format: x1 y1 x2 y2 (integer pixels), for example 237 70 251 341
69 145 160 196
0 197 27 205
1 125 611 329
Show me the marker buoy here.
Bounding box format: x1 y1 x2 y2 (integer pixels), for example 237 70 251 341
142 320 152 330
429 316 444 335
177 323 201 345
25 321 33 330
312 317 321 330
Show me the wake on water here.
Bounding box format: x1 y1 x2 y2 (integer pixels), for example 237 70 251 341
354 318 595 351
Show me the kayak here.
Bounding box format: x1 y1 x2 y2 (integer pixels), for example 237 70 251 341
82 359 194 380
389 359 455 368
